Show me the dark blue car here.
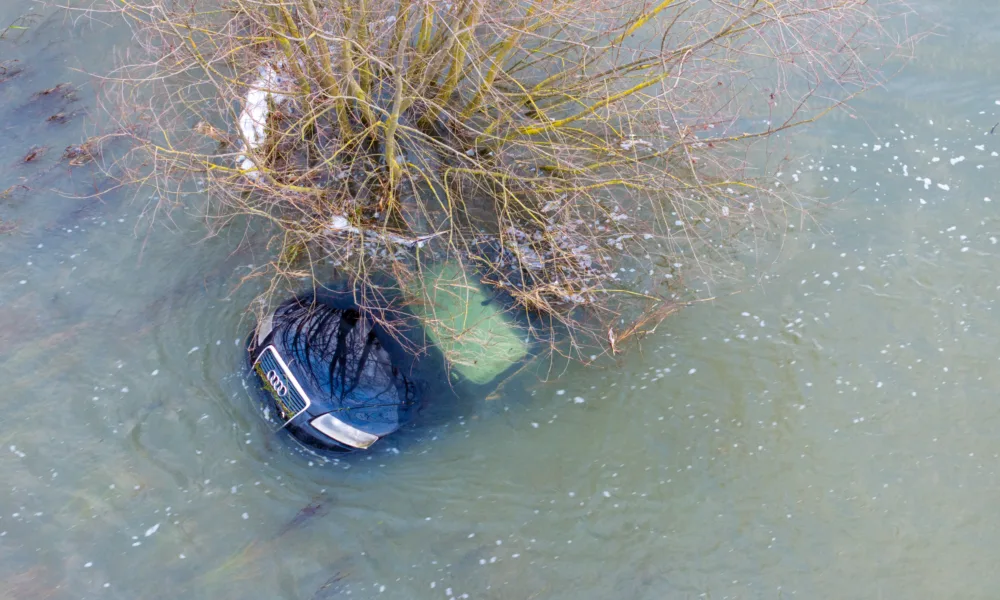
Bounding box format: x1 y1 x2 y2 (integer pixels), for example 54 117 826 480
247 290 424 452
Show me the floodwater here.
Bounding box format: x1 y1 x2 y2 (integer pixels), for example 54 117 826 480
3 2 1000 599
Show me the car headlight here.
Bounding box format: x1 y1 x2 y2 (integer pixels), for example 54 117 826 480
310 413 379 449
256 310 275 345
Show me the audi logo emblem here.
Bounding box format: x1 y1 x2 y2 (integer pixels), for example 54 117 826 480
266 370 289 397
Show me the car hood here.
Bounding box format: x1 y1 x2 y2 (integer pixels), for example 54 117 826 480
268 297 419 437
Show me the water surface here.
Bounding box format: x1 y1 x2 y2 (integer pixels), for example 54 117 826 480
2 2 1000 599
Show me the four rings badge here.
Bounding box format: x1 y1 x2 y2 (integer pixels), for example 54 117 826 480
266 370 289 397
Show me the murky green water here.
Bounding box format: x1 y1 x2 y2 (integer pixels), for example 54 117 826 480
4 2 1000 598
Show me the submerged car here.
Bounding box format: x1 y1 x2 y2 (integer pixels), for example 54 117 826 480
247 262 533 453
247 290 423 452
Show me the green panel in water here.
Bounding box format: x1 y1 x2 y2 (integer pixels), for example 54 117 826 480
408 261 528 385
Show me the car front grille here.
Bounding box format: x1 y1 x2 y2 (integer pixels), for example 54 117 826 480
254 346 310 422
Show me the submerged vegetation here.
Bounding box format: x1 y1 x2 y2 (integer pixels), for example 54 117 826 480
102 0 910 363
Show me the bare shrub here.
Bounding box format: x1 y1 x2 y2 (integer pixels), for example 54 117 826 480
97 0 914 362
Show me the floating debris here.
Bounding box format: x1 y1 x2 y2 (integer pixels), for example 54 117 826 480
277 500 329 537
46 109 85 125
0 185 28 200
326 214 443 248
22 146 48 163
62 137 101 166
0 59 22 83
1 12 42 42
311 571 349 600
194 120 232 147
31 82 75 100
235 62 293 180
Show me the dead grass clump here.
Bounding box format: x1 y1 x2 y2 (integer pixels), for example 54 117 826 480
21 146 48 163
63 137 102 166
0 59 22 83
0 13 42 43
31 82 76 100
101 0 914 361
